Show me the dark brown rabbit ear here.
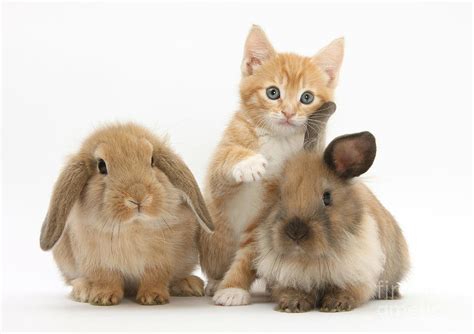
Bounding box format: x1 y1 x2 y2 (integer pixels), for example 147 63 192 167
324 131 376 179
304 101 336 151
40 155 92 250
153 146 214 233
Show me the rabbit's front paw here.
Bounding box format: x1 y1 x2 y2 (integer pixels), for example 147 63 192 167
71 278 91 303
170 275 204 297
276 295 314 313
213 288 250 306
319 292 356 312
136 288 170 305
89 284 123 306
232 154 267 183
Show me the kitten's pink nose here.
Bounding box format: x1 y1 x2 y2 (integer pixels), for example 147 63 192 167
282 110 295 119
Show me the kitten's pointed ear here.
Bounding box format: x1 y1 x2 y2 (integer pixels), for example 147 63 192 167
312 37 345 89
242 25 276 76
324 131 376 179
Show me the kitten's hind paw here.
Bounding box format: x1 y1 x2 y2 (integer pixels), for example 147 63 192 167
213 288 250 306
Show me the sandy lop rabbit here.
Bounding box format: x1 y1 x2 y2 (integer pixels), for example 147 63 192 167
40 123 214 305
213 121 409 312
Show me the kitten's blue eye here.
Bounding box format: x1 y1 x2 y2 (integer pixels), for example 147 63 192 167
266 86 280 100
300 91 314 104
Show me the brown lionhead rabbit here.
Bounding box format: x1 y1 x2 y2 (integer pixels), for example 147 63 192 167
213 122 409 312
40 123 214 306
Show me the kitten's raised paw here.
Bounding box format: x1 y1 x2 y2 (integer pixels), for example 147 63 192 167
170 275 204 297
136 289 170 305
276 296 314 313
213 288 250 306
232 154 267 183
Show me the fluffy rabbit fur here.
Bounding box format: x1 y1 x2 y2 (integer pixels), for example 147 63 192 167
40 123 214 305
213 126 409 312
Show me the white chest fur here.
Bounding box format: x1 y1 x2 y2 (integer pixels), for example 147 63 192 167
225 130 304 236
256 128 304 176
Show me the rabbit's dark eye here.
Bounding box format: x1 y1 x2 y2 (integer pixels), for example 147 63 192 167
98 159 107 175
323 191 332 206
151 156 155 167
300 91 314 104
266 86 280 100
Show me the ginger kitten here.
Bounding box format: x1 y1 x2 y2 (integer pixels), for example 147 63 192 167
199 25 344 295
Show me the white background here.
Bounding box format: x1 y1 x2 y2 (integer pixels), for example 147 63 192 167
2 1 472 332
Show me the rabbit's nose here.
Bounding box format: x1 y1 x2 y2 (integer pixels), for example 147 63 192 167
285 217 309 241
127 199 142 211
128 183 147 202
128 199 141 206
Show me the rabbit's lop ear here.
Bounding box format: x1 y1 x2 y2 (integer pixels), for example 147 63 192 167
304 101 336 151
40 155 92 250
324 131 376 179
154 148 215 233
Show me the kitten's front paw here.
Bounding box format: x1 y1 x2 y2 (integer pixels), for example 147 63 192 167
232 154 267 183
213 288 250 306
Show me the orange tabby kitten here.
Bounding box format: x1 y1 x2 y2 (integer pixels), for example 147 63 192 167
199 25 344 295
